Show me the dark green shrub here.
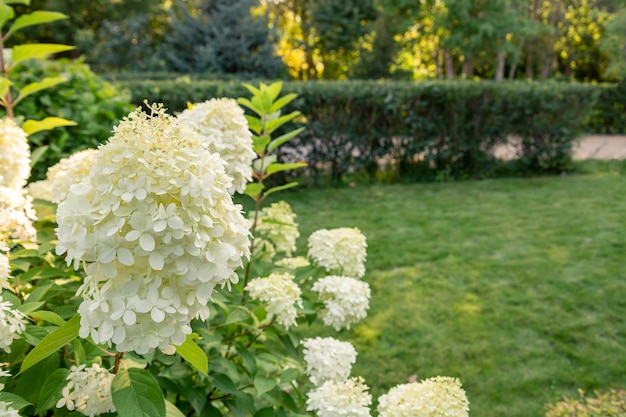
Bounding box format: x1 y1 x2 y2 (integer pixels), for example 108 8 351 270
585 80 626 134
5 58 134 181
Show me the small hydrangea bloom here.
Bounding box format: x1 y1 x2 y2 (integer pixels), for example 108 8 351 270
0 401 20 417
55 104 251 354
311 275 371 331
308 227 367 278
377 377 470 417
26 179 52 202
0 296 27 353
275 256 310 269
245 272 302 328
306 376 372 417
255 201 300 256
46 148 98 203
0 251 10 290
252 237 276 263
178 98 255 194
0 118 30 190
302 337 357 385
56 364 116 417
0 186 37 241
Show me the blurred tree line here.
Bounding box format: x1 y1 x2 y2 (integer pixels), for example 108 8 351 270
9 0 626 81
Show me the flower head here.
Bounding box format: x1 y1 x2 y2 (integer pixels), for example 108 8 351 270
311 275 371 331
245 272 302 329
55 104 251 353
56 364 116 417
306 376 372 417
178 98 255 194
0 295 27 353
308 227 367 278
275 256 310 269
302 337 357 385
0 186 37 241
46 148 98 203
377 377 470 417
255 201 299 256
0 118 30 190
0 251 10 290
0 401 20 417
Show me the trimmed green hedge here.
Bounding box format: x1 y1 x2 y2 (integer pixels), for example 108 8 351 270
117 79 603 181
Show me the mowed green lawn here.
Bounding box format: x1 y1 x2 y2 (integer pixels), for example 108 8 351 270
257 172 626 417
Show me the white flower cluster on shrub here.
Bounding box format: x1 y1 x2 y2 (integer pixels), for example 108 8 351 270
302 337 357 385
275 256 310 269
0 296 27 353
312 275 371 331
255 201 300 256
245 272 302 328
45 148 99 203
377 377 470 417
306 376 372 417
178 98 255 194
55 104 251 354
0 118 30 190
308 227 367 278
56 364 116 417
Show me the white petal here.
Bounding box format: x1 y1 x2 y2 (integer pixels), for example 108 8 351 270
151 308 165 323
149 251 165 270
117 247 134 266
123 309 137 325
139 233 156 252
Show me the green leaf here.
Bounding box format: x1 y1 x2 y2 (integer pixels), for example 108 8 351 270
165 399 186 417
244 183 265 198
112 368 166 417
255 407 276 417
236 346 257 376
237 97 262 116
13 76 67 105
29 145 48 168
29 310 66 326
279 368 301 384
19 265 69 282
6 11 68 37
269 93 297 114
0 3 15 29
241 82 261 97
19 314 80 374
22 117 76 135
224 307 249 325
4 0 31 5
252 134 271 155
16 301 44 314
244 115 262 135
266 162 307 176
212 373 238 395
254 375 276 396
71 338 86 365
0 76 12 101
266 81 283 103
0 392 31 411
264 182 299 198
10 43 75 68
267 127 305 152
35 368 69 414
265 111 301 135
176 335 208 375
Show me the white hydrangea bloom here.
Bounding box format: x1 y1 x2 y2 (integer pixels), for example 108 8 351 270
0 295 27 353
0 186 37 241
0 251 10 290
275 256 310 269
308 227 367 278
252 237 276 263
46 148 98 203
178 98 255 194
311 275 371 331
0 118 30 190
55 104 251 354
255 201 299 256
302 337 357 385
306 377 372 417
0 401 20 417
377 377 470 417
245 272 302 329
56 364 116 417
26 179 53 202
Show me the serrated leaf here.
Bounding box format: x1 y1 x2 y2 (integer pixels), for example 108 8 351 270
264 182 299 198
244 183 265 198
22 117 76 135
6 11 68 37
165 399 186 417
266 162 307 176
0 392 31 411
13 76 67 105
29 310 66 326
176 334 208 375
254 375 276 396
112 368 165 417
19 314 80 374
10 43 74 68
267 127 305 152
35 368 68 414
269 93 297 114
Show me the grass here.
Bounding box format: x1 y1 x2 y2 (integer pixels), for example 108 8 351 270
249 170 626 417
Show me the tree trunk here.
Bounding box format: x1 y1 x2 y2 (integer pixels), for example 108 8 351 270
508 37 525 80
444 51 455 79
495 49 506 81
461 57 474 78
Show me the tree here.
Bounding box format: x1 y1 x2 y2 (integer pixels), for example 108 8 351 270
599 6 626 79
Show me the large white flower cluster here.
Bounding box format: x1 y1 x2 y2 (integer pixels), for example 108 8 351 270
0 186 37 242
56 364 116 417
45 148 98 203
377 377 470 417
302 337 357 385
0 401 20 417
308 227 367 278
55 104 251 354
245 272 302 328
178 98 255 194
0 118 30 190
306 376 372 417
255 201 300 256
0 296 27 353
311 275 371 330
275 256 310 269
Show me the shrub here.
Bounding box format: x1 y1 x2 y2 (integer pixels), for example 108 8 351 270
546 389 626 417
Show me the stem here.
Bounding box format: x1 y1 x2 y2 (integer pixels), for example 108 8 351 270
242 195 262 290
0 29 14 119
112 352 125 374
